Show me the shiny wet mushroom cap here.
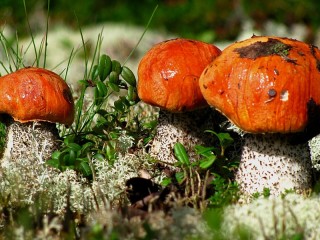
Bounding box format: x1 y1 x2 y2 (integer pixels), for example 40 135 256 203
138 38 221 113
200 36 320 134
0 67 75 126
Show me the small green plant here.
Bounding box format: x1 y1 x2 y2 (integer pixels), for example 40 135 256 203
46 48 144 179
162 130 239 210
46 6 159 180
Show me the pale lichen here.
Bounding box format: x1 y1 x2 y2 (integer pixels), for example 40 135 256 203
223 193 320 239
309 134 320 171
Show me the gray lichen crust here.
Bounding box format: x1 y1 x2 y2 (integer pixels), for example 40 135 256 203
236 134 313 196
1 118 60 163
150 108 220 165
309 134 320 171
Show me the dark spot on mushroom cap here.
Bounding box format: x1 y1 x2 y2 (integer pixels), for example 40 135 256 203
234 38 292 60
268 89 277 97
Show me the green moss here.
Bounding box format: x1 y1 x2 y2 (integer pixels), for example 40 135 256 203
234 38 293 60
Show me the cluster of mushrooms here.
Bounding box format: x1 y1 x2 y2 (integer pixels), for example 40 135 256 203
2 36 319 197
137 36 320 196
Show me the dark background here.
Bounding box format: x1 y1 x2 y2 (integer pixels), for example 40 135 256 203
1 0 320 43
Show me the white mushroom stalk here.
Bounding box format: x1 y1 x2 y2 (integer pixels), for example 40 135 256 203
236 133 313 195
150 108 219 165
2 118 60 164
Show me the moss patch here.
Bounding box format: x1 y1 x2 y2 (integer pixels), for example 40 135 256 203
234 38 292 59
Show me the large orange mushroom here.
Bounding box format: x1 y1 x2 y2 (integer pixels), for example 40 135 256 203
200 36 320 195
0 67 74 162
138 38 222 164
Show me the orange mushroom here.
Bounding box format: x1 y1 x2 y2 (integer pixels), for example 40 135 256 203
0 67 74 125
199 36 320 195
138 38 221 112
200 36 320 134
0 67 75 162
138 38 222 164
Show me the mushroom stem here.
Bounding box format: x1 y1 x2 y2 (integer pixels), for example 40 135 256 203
1 117 60 164
236 133 314 196
150 108 220 165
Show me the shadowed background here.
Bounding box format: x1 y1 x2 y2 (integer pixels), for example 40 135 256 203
1 0 320 43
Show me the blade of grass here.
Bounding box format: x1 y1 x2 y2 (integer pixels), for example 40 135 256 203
0 30 11 74
23 0 39 67
76 14 89 80
73 14 89 134
122 4 158 66
74 26 104 134
43 0 50 68
0 29 25 73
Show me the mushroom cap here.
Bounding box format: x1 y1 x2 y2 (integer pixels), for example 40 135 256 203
138 38 221 112
199 36 320 133
0 67 75 125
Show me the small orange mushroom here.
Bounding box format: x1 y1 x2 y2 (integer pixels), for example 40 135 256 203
138 38 221 112
138 38 222 164
0 67 74 126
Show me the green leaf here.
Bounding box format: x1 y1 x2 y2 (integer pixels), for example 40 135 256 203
65 150 76 166
121 66 136 86
194 145 217 157
93 153 105 161
66 142 82 152
98 54 112 81
173 142 190 166
205 130 234 155
126 85 137 102
51 150 61 161
106 143 116 161
63 135 75 145
79 161 92 177
113 99 125 111
108 82 120 92
46 158 60 169
206 131 233 147
78 79 90 87
199 155 217 169
91 64 99 81
96 81 108 97
111 60 122 74
80 142 94 155
175 171 185 184
94 87 103 105
161 177 172 187
109 71 120 84
216 132 234 147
